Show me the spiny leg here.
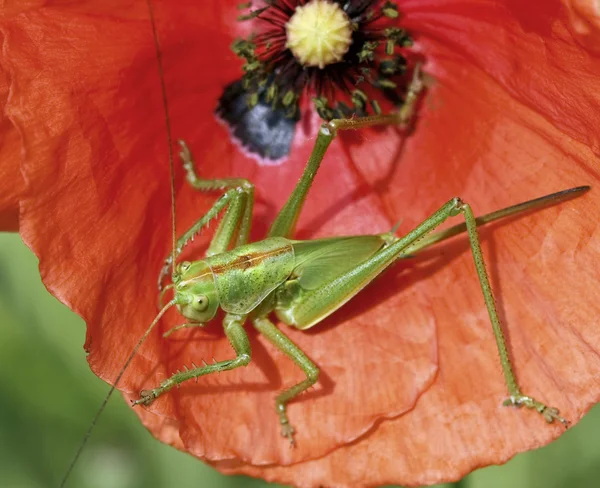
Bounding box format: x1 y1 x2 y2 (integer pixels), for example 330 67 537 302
158 186 248 289
179 140 254 251
400 186 591 257
252 316 319 444
134 313 251 406
158 140 254 289
268 66 424 239
284 198 566 425
458 200 567 425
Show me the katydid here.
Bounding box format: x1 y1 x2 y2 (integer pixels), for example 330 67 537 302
128 64 587 442
142 118 587 442
138 107 586 443
58 3 593 486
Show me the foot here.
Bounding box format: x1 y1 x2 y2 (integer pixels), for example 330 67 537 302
132 388 162 407
277 403 296 446
396 62 425 124
280 422 296 447
178 140 197 181
503 394 569 427
157 257 172 291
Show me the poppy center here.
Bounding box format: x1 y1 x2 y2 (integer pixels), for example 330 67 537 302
218 1 416 163
285 0 353 70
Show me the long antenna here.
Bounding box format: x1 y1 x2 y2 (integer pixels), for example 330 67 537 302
146 0 178 274
61 1 179 484
60 299 177 487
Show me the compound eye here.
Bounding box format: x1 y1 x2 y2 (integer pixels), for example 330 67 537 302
179 261 191 273
192 295 209 312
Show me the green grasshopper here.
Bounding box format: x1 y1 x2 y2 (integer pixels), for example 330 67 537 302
124 65 586 443
60 6 590 487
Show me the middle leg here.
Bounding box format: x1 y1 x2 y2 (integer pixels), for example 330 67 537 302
158 141 255 289
252 316 319 444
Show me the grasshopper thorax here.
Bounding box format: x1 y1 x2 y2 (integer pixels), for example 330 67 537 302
173 260 219 323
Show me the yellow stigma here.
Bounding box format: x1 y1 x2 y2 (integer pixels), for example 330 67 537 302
285 0 353 69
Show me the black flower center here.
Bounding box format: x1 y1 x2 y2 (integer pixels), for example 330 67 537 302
216 0 415 163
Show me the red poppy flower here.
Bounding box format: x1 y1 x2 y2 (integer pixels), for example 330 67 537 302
2 1 600 487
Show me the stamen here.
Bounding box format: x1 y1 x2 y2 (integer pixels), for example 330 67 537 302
286 0 353 69
219 1 416 163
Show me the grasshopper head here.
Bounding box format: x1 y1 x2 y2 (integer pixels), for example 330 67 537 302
172 260 219 323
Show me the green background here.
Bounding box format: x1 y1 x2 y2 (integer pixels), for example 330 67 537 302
1 232 599 488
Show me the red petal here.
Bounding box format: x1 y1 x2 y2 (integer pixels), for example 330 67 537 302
0 50 23 231
4 1 600 486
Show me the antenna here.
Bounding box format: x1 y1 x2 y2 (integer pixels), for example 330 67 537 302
60 299 177 487
146 0 178 273
61 1 179 484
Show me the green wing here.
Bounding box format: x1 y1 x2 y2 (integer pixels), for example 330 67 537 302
291 236 386 290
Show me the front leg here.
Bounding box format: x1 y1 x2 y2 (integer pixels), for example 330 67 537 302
133 313 251 406
179 140 255 252
158 141 255 289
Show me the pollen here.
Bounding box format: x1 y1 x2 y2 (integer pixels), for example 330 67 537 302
285 0 353 69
